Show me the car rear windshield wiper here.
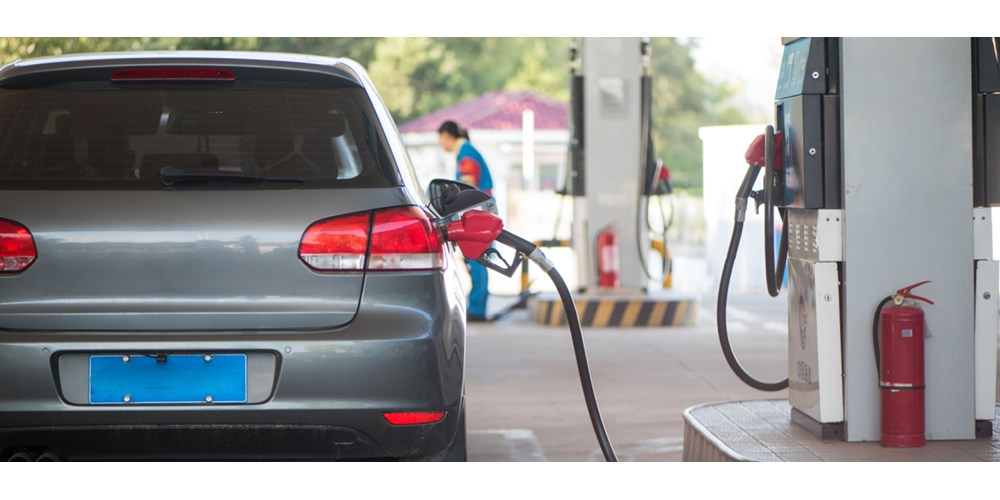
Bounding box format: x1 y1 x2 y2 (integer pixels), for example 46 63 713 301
160 166 304 187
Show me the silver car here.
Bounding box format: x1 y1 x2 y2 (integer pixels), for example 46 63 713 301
0 51 467 460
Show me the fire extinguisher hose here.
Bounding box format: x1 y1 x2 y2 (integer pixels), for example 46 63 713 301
717 164 789 392
872 295 893 377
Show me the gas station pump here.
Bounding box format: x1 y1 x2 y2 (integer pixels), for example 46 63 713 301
568 38 669 292
717 38 1000 444
433 37 1000 461
776 37 846 436
970 37 1000 437
718 37 847 436
535 37 697 330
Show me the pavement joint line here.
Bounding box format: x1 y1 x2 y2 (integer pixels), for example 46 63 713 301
469 429 547 462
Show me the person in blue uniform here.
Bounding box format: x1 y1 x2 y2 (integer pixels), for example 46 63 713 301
438 120 494 322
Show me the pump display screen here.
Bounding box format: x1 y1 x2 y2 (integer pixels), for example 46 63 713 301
775 38 812 100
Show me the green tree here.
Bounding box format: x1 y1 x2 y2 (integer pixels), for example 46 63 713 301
440 38 570 101
251 38 380 65
366 37 469 122
0 37 155 65
169 37 259 51
0 37 744 190
650 38 745 192
503 39 570 100
0 37 382 67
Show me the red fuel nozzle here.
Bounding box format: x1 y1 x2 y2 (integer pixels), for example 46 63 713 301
445 210 504 260
744 130 784 170
658 162 671 182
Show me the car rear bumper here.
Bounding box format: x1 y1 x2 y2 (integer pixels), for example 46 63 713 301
0 271 468 460
0 408 464 460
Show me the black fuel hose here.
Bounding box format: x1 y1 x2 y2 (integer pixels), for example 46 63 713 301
763 205 789 297
495 230 618 462
716 164 789 392
653 193 674 279
635 71 656 282
763 125 789 298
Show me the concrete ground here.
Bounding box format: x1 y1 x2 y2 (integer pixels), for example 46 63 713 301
465 291 791 461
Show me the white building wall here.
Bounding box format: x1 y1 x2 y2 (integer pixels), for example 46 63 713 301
700 124 769 292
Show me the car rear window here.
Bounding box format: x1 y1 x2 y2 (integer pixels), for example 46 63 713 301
0 83 400 189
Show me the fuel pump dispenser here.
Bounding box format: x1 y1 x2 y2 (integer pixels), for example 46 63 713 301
532 37 697 329
432 37 1000 462
712 38 1000 446
971 38 1000 437
717 37 846 437
568 37 671 292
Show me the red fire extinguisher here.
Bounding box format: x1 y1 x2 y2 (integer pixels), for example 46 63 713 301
597 224 619 289
875 280 932 448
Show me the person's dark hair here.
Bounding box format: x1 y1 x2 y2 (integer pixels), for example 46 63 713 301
438 120 469 140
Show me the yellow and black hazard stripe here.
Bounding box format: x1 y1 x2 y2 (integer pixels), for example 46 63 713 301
535 297 697 327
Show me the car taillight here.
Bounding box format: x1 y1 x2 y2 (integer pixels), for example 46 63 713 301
0 219 36 273
299 212 372 271
298 206 444 272
369 206 444 271
382 411 447 425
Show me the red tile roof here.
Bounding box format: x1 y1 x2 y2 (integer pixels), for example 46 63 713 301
398 91 568 134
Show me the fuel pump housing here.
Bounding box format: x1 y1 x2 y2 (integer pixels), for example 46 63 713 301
775 37 846 437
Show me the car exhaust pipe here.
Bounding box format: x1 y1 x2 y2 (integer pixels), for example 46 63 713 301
36 451 63 462
8 451 38 462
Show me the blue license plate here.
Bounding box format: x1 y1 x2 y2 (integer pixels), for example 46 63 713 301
89 354 247 405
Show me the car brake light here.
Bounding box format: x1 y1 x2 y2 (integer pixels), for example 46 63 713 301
382 411 447 425
110 68 237 81
369 206 444 271
299 207 445 272
299 212 372 271
0 219 37 273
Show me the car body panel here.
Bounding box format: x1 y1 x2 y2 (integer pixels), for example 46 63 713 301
0 188 413 331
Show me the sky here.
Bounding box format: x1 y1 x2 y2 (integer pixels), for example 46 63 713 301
691 37 783 122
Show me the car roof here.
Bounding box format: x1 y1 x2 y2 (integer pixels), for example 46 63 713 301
0 51 361 84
